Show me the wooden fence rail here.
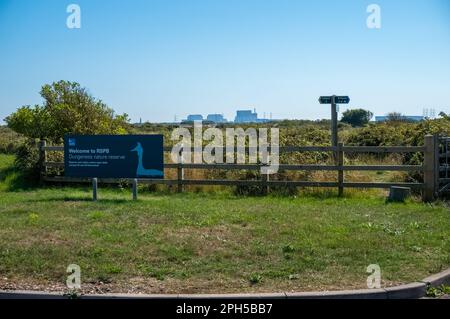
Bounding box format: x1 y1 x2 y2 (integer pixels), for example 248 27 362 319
39 135 438 201
43 161 424 172
40 145 427 153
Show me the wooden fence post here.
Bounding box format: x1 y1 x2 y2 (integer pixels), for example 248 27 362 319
177 164 184 193
177 149 184 193
338 142 344 196
423 135 436 202
262 170 269 195
39 140 47 179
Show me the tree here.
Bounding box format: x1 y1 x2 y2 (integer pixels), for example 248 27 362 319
386 112 408 123
340 108 373 127
5 80 129 142
4 104 53 140
439 111 449 120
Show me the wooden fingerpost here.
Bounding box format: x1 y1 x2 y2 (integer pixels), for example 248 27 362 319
331 96 338 151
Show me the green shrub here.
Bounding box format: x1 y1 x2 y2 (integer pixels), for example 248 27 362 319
341 108 373 127
0 126 25 154
13 139 41 182
249 273 263 285
5 80 130 143
234 171 265 196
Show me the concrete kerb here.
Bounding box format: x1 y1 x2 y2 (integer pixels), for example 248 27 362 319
0 290 67 299
285 288 387 299
420 268 450 287
384 282 427 300
1 268 449 299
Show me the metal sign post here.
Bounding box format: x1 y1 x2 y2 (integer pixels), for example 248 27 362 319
132 178 138 200
92 177 98 201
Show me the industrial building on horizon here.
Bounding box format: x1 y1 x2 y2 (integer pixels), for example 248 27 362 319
373 108 439 122
206 114 227 123
182 109 271 124
374 115 424 122
185 114 204 122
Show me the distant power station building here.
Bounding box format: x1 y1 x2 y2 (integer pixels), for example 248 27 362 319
182 109 271 124
234 109 258 123
185 114 203 122
375 115 424 122
234 109 270 123
206 114 227 123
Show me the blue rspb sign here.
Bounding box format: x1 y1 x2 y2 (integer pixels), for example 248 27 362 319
64 135 164 179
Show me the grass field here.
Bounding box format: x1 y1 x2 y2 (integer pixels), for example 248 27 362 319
0 154 449 294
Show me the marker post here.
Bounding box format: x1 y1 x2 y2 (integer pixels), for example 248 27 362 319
92 178 98 201
132 179 138 200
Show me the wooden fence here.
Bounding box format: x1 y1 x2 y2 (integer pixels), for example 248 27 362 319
438 136 450 196
39 135 439 201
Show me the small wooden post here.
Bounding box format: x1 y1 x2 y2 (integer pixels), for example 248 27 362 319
177 151 184 193
338 142 344 197
423 135 436 202
132 179 138 200
92 178 98 201
262 171 269 195
39 140 47 179
177 164 184 193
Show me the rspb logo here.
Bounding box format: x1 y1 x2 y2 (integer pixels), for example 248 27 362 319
68 138 76 147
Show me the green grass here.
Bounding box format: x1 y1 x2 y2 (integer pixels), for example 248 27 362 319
0 154 449 294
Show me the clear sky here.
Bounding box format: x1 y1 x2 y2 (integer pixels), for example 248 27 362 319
0 0 449 123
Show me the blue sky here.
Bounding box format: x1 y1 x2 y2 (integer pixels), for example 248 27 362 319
0 0 449 123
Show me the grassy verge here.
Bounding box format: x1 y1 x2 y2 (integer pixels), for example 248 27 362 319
0 154 449 294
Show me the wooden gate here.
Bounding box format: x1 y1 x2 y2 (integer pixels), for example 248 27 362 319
438 136 450 197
